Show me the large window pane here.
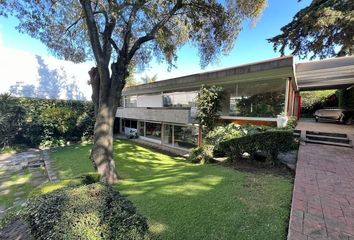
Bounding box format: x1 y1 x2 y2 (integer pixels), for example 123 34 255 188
145 122 161 140
138 122 144 136
163 91 197 108
162 124 173 145
125 95 137 107
174 125 198 149
228 80 286 117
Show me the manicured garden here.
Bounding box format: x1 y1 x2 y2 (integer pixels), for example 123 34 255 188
50 139 293 240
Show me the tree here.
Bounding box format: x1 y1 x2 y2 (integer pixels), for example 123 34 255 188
268 0 354 59
141 74 158 84
1 0 266 183
196 85 223 133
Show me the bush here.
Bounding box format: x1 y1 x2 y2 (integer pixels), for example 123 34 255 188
188 145 215 164
206 123 272 156
26 183 150 240
301 90 337 116
1 96 95 148
80 172 101 185
220 130 295 165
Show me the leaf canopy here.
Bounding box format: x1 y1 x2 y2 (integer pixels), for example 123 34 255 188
268 0 354 59
1 0 267 68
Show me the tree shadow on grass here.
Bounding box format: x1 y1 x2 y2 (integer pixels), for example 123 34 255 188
112 139 293 240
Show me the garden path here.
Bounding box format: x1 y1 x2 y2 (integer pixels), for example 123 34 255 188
288 143 354 240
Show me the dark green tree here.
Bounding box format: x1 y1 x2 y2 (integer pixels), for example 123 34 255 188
268 0 354 59
1 0 266 183
196 85 223 133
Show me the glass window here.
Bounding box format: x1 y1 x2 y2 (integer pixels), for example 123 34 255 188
145 122 161 140
163 124 173 145
163 91 197 108
125 95 137 107
174 125 198 149
228 80 286 117
139 122 145 136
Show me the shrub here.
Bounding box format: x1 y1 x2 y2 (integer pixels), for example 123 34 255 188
196 85 223 132
26 183 150 240
80 172 101 185
188 145 215 164
1 96 95 148
220 130 295 165
206 123 271 156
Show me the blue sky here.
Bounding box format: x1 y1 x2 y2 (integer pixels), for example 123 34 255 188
0 0 312 97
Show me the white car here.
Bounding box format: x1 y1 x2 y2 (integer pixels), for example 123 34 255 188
314 109 345 122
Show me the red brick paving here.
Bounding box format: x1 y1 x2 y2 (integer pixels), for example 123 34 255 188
288 143 354 240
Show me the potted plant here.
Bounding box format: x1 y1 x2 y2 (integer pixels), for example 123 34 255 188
277 112 288 128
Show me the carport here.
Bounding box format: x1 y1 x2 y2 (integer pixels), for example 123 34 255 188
292 56 354 147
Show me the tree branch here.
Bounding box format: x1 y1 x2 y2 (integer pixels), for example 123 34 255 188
128 0 183 60
80 0 103 64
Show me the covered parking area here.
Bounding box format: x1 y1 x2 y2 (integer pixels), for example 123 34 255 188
288 56 354 240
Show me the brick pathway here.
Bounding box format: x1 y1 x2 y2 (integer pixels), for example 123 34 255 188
288 143 354 240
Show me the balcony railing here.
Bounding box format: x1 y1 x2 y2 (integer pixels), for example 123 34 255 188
116 107 196 124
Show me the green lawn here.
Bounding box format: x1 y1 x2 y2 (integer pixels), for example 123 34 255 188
51 139 293 240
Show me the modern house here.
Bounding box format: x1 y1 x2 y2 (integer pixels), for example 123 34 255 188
115 55 354 151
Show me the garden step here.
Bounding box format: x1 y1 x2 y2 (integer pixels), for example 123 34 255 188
305 131 347 138
305 139 353 148
306 134 350 144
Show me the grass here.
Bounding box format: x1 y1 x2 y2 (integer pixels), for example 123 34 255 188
0 168 41 208
51 139 293 240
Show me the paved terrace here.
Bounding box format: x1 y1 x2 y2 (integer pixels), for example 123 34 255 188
288 143 354 239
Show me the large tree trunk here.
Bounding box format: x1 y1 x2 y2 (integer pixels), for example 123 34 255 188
91 101 118 184
88 66 120 184
88 62 127 184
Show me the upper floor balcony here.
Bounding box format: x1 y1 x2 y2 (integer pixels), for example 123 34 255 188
116 107 197 124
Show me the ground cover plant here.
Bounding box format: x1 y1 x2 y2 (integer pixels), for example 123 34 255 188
50 139 293 240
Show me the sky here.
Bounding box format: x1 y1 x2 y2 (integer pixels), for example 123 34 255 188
0 0 312 100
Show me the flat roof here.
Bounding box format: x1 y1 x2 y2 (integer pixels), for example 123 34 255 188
123 56 294 95
296 56 354 90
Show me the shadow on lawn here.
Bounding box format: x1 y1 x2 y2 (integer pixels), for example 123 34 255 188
112 140 292 240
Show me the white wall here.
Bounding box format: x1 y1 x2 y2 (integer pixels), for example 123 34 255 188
137 94 163 107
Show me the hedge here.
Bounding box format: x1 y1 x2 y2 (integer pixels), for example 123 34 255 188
0 96 94 148
26 183 150 240
220 130 295 165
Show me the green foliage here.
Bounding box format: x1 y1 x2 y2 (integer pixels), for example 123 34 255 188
337 88 354 109
269 0 354 59
0 93 26 148
0 206 27 229
237 91 285 117
141 74 158 84
188 145 215 164
220 130 295 165
0 96 94 148
26 183 150 240
51 140 293 240
196 85 223 132
301 90 338 116
206 123 272 156
80 172 101 185
0 1 266 68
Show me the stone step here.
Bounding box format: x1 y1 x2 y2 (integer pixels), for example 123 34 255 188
305 139 353 148
306 134 350 144
305 131 347 138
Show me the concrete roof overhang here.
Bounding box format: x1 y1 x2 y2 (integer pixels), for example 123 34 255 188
123 56 295 96
295 56 354 91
